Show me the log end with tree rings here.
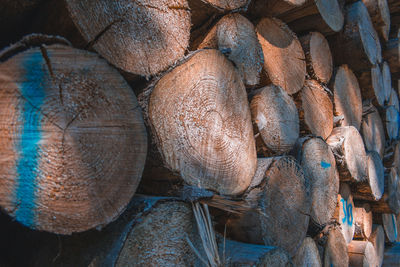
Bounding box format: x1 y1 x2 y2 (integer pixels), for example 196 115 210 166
382 61 393 103
298 79 333 139
314 0 344 33
323 227 349 267
256 17 306 95
385 105 399 141
0 44 147 234
294 137 338 226
333 65 363 130
200 0 250 10
300 32 333 84
250 84 299 155
326 127 368 183
389 88 400 113
292 237 322 267
353 203 373 239
65 0 191 77
362 0 391 41
387 167 400 215
147 49 257 196
197 13 264 86
368 151 385 201
358 65 385 107
348 240 377 267
361 103 385 159
334 183 355 244
369 224 385 267
382 213 398 243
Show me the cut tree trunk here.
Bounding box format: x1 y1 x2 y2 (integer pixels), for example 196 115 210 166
369 224 385 267
330 1 382 72
292 137 338 226
332 65 363 130
381 213 399 242
256 17 306 95
348 241 377 267
293 237 322 267
196 13 263 86
389 88 400 112
299 32 333 84
370 167 400 214
384 142 400 169
294 79 333 139
333 183 356 244
361 102 386 159
144 49 257 196
382 30 400 76
362 0 391 41
353 203 373 239
199 0 250 10
382 61 393 102
323 226 349 267
326 126 368 183
248 0 307 19
357 65 386 107
352 151 385 202
65 0 191 77
385 105 399 141
0 42 147 234
250 85 299 155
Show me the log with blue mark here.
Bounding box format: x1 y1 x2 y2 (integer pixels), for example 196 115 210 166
320 161 331 169
14 51 46 228
392 214 398 241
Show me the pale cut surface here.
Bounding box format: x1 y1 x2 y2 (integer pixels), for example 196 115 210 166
250 85 299 154
201 0 249 10
386 105 399 140
382 213 398 242
366 151 385 201
358 65 385 107
353 204 373 239
333 65 363 130
362 0 390 41
382 61 393 103
324 227 349 267
389 88 399 112
361 103 385 158
315 0 344 32
308 32 333 83
65 0 191 77
336 184 355 244
148 49 257 195
0 45 147 234
256 17 306 95
348 241 377 267
369 225 385 267
292 237 322 267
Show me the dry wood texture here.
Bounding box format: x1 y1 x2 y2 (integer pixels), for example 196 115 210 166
370 167 400 214
334 183 356 244
358 65 386 107
250 85 299 155
146 49 256 195
200 0 249 10
382 30 400 77
293 237 322 267
197 13 263 86
385 105 399 141
326 126 367 183
382 213 398 242
0 44 147 234
362 0 391 41
369 224 385 267
389 88 400 112
382 61 393 102
256 17 306 95
65 0 191 77
353 203 373 239
361 102 386 159
382 243 400 267
383 142 400 169
348 240 377 267
323 227 349 267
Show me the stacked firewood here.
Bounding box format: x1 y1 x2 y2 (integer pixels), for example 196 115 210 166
0 0 399 266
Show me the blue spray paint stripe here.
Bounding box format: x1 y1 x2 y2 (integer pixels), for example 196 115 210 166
320 161 331 169
14 51 46 227
392 214 398 241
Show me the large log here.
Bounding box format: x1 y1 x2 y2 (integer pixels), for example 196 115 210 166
143 49 257 195
348 241 377 267
323 227 349 267
293 237 322 267
358 65 386 107
196 13 263 86
292 137 338 226
255 17 306 95
369 224 385 267
361 102 386 159
333 183 355 244
332 65 363 130
362 0 391 41
250 85 299 155
0 42 147 234
353 203 373 239
65 0 191 77
326 127 368 183
294 79 333 139
370 168 400 214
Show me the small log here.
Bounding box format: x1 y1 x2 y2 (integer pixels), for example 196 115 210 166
323 226 349 267
331 1 382 72
357 65 386 107
299 32 333 83
353 203 373 239
382 61 393 103
382 213 399 242
197 13 263 86
385 105 399 141
389 88 400 112
294 79 333 139
332 65 363 130
369 224 385 267
144 49 257 195
256 17 306 95
0 43 147 234
348 241 377 267
361 102 386 159
362 0 391 41
370 168 400 214
333 183 356 244
352 151 385 201
65 0 191 77
250 85 299 155
326 127 368 183
200 0 250 10
293 237 322 267
292 137 338 226
382 243 400 267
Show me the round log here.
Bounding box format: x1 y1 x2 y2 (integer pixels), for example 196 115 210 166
353 203 373 239
382 31 399 77
65 0 191 77
385 105 399 141
250 85 299 155
370 168 400 214
293 137 338 226
361 102 386 159
0 44 147 234
323 227 349 267
369 224 385 267
197 13 263 86
333 183 355 244
146 49 257 195
200 0 249 10
293 237 322 267
358 65 385 107
348 241 377 267
294 79 333 139
256 17 306 95
362 0 391 41
299 32 333 83
382 61 393 103
383 142 400 169
332 65 363 130
389 88 399 112
326 127 368 183
382 213 398 242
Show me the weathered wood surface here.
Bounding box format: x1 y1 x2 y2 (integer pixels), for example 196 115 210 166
382 30 400 77
389 88 400 112
348 240 377 267
323 227 349 267
358 65 386 107
361 102 386 159
382 61 394 103
353 203 373 239
385 105 399 141
144 49 257 195
333 183 355 244
369 224 385 267
382 213 399 242
362 0 391 41
0 44 147 234
293 237 322 267
200 0 250 10
382 243 400 267
370 168 400 214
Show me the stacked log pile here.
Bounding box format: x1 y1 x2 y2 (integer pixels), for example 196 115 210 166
0 0 399 266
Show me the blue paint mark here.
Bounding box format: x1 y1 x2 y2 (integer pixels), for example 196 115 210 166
392 214 398 241
340 198 353 226
321 161 331 169
14 51 46 227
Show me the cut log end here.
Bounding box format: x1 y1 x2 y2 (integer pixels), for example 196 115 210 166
361 103 385 159
293 237 322 267
323 227 349 267
369 224 385 267
353 203 373 239
382 213 398 242
348 241 377 267
334 184 356 244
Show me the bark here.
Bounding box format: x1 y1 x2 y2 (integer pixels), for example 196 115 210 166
348 241 377 267
361 102 386 159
